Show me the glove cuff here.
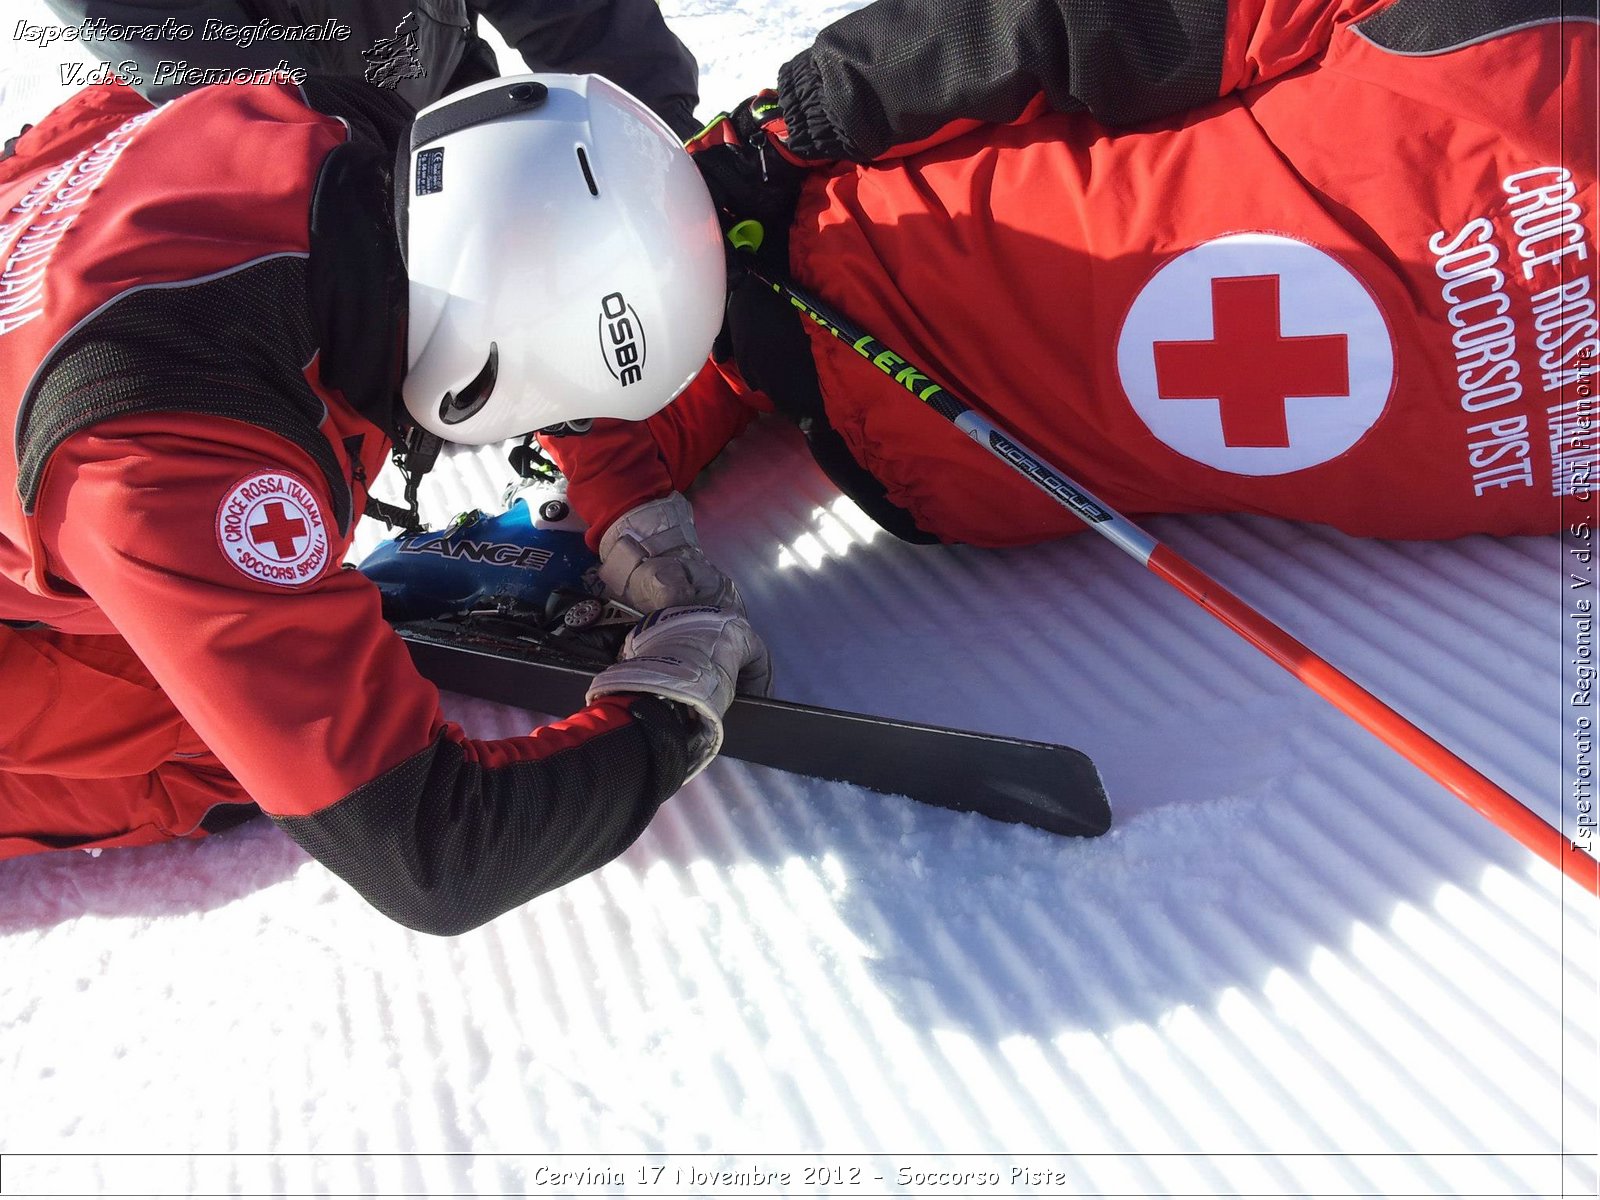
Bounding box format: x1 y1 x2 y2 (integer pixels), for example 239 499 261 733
587 604 758 779
590 678 724 781
597 492 699 597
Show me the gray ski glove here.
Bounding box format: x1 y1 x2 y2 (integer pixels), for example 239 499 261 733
588 605 773 779
597 493 745 615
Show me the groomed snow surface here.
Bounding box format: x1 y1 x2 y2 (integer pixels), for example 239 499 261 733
2 3 1597 1197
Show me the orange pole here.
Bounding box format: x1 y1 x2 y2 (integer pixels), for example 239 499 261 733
758 263 1600 895
1151 547 1597 892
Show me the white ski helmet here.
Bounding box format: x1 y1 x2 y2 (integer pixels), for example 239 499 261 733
399 73 726 445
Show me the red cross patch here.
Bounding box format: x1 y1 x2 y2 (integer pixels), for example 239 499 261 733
1116 233 1395 476
215 472 331 587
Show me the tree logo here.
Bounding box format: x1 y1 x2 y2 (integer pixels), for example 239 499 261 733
363 13 426 90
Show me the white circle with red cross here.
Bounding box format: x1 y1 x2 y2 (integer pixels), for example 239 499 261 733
1116 233 1395 476
215 471 331 587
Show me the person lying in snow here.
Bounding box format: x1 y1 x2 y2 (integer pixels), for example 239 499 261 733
0 75 768 934
537 0 1596 618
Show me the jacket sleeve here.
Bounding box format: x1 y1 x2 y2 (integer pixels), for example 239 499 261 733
36 415 697 936
540 360 765 550
776 0 1393 161
469 0 702 136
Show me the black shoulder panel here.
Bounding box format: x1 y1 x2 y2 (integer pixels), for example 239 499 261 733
1354 0 1586 54
16 254 352 532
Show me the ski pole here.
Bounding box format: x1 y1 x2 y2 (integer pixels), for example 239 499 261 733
731 245 1598 894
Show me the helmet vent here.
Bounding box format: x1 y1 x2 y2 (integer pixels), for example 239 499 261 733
438 342 499 426
575 145 600 197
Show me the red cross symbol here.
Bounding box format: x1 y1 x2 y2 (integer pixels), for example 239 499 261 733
1152 274 1350 448
249 501 308 559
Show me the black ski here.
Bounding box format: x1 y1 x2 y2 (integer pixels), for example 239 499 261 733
395 618 1111 838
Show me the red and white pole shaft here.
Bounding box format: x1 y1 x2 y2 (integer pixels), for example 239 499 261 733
745 259 1597 893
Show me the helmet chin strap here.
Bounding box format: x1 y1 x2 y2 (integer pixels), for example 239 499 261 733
364 420 442 534
366 418 592 534
503 433 563 508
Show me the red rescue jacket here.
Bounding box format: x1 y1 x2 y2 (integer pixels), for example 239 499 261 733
0 81 692 934
549 0 1596 548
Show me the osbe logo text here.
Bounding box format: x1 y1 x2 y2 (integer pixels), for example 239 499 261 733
598 291 646 386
